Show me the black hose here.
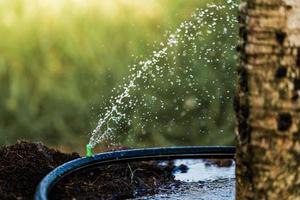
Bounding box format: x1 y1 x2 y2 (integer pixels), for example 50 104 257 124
35 146 235 200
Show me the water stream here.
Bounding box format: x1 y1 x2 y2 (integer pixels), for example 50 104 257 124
89 1 238 148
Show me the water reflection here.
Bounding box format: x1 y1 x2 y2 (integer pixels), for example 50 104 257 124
133 159 235 200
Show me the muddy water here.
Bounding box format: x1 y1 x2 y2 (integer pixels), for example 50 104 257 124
133 159 235 200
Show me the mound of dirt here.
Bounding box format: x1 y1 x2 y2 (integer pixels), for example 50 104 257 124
0 141 79 200
0 141 176 200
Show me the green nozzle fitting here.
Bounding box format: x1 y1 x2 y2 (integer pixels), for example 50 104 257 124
86 144 93 157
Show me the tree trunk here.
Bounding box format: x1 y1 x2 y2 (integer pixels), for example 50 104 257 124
236 0 300 199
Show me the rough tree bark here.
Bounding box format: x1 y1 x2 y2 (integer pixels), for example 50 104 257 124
236 0 300 199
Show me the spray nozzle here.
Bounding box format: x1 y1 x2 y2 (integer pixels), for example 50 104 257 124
86 144 93 157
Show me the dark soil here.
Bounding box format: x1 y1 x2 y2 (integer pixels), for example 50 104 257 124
0 141 79 200
0 141 176 200
50 161 176 200
204 159 233 167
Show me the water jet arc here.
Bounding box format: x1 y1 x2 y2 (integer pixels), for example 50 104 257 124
35 146 235 200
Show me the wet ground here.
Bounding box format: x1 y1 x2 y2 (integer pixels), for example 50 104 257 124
132 159 235 200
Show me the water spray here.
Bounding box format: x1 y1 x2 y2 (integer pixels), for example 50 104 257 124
88 1 238 150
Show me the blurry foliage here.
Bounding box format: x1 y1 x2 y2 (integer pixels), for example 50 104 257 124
0 0 237 151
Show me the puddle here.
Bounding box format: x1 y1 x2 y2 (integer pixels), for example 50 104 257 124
174 159 235 182
131 159 235 200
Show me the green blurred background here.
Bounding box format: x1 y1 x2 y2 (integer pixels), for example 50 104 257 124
0 0 237 153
